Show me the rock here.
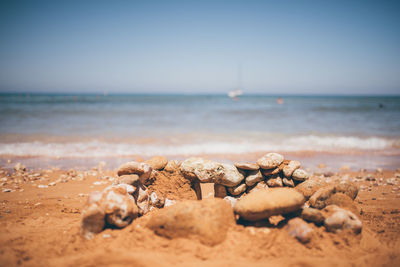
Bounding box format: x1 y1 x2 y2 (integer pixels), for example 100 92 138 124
261 167 281 176
214 184 227 198
164 198 176 207
318 163 326 169
214 164 245 187
323 205 362 234
301 207 325 225
101 186 139 228
335 181 359 200
283 160 301 177
266 176 283 187
227 183 247 196
118 174 139 186
234 162 259 171
223 196 238 208
245 170 263 186
117 161 152 184
326 193 359 215
286 218 314 243
256 153 284 170
282 177 295 187
292 169 309 181
180 157 224 183
146 199 235 246
150 192 165 208
295 178 327 200
376 168 383 174
164 160 178 173
234 188 305 221
81 202 105 240
247 181 268 194
14 163 26 172
145 156 168 170
134 184 150 215
309 185 336 209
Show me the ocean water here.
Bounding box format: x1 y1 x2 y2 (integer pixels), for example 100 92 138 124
0 93 399 169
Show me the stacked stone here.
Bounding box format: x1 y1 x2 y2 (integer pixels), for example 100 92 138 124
81 157 169 239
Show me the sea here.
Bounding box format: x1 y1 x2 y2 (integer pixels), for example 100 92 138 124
0 93 399 170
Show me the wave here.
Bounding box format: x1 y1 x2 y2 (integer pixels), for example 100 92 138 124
0 135 398 158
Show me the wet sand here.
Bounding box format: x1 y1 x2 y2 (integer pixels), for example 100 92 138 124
0 162 400 266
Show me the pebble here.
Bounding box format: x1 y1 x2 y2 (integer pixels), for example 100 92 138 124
145 156 168 171
164 198 176 207
118 174 139 186
38 185 48 188
164 160 178 172
301 207 325 225
295 178 327 200
283 160 301 177
282 177 295 187
292 169 310 181
286 218 314 243
2 188 12 193
146 199 235 246
309 186 336 209
256 153 284 170
227 183 247 196
376 168 383 174
234 162 259 171
395 173 400 178
48 182 56 186
14 163 26 172
245 170 263 186
93 181 107 185
323 205 362 234
234 188 305 221
267 176 283 187
223 196 238 208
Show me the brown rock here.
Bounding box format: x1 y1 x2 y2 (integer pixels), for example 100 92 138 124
234 162 259 171
266 176 283 187
245 170 264 186
309 185 336 209
180 158 224 183
146 199 235 246
164 160 178 172
335 182 359 200
227 183 247 196
261 167 280 176
117 161 152 183
286 218 314 243
81 202 105 240
118 174 139 186
323 205 362 234
282 177 295 187
256 153 284 170
283 160 301 177
292 169 310 181
301 207 325 225
295 178 327 200
234 188 305 221
145 156 168 170
214 184 227 198
246 181 268 194
326 193 359 215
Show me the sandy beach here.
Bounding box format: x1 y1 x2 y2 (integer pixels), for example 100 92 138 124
0 157 399 267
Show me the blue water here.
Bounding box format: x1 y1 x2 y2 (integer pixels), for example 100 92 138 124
0 93 399 160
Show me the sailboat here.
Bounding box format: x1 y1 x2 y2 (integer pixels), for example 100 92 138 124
228 63 243 99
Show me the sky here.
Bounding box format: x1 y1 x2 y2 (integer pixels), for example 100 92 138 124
0 0 399 95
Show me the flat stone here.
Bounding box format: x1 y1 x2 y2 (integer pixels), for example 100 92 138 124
234 188 305 221
227 183 247 196
301 207 325 225
286 218 314 244
335 181 359 200
146 199 235 246
214 164 245 187
309 185 336 209
117 161 152 183
256 153 284 170
295 178 327 200
180 157 224 183
145 156 168 171
118 174 139 186
283 160 301 177
292 169 310 181
245 170 263 186
326 193 359 215
246 181 268 194
323 205 362 234
234 162 259 171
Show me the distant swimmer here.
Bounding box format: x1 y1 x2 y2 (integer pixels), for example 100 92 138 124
276 97 284 104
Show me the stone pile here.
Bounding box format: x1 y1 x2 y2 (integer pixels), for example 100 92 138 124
80 152 364 244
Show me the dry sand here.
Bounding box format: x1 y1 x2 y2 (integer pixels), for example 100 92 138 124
0 165 400 266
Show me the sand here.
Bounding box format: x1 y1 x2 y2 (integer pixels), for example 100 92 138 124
0 165 400 266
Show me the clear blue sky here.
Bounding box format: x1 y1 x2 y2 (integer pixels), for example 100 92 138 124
0 0 399 94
